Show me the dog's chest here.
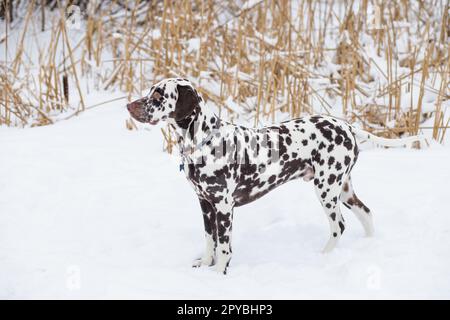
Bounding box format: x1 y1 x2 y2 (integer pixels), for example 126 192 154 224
184 163 231 203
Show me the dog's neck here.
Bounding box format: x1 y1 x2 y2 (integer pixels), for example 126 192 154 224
169 101 221 156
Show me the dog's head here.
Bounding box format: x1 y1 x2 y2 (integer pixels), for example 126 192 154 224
127 78 201 125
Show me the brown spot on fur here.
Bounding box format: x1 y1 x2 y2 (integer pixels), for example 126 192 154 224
343 182 349 192
346 193 370 213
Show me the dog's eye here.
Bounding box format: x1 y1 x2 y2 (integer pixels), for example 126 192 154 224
152 87 165 101
152 91 162 100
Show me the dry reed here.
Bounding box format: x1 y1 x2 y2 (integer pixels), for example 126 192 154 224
0 0 448 150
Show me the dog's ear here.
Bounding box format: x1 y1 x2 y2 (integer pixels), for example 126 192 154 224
172 85 199 121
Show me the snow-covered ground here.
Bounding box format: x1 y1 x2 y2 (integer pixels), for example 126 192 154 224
1 100 450 299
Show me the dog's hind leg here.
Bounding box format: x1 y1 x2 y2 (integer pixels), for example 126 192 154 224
313 171 347 253
193 198 217 268
340 176 374 237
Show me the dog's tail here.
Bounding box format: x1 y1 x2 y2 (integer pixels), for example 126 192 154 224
351 127 425 148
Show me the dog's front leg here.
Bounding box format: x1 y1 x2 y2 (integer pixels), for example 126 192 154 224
215 200 234 275
193 198 217 268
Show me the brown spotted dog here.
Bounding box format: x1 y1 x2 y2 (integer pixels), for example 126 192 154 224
127 78 422 275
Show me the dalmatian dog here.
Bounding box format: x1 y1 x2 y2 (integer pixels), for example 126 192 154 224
127 78 422 275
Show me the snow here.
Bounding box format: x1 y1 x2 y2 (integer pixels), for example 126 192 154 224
1 100 450 299
1 0 449 299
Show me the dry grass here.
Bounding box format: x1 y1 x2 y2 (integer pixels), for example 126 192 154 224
0 0 449 147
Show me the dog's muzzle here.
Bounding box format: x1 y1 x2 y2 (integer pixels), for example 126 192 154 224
127 99 158 124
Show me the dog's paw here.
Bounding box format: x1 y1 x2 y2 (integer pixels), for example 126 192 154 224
215 260 230 275
216 266 228 275
192 256 214 268
321 237 338 253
